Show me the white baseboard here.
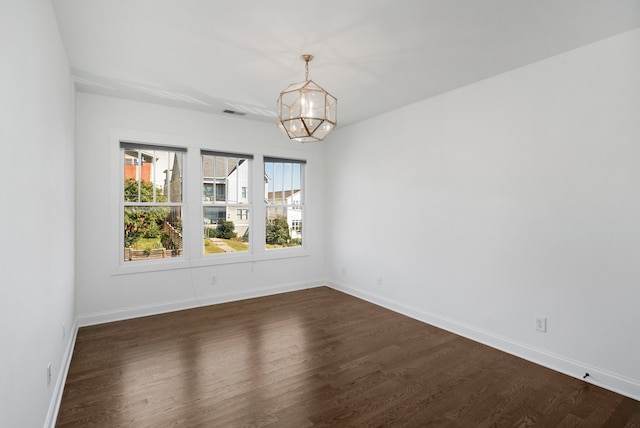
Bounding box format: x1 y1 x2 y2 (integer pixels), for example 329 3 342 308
44 319 79 428
77 281 324 327
328 281 640 402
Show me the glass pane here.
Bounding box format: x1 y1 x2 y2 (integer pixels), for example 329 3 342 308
265 206 302 249
264 162 302 203
264 160 303 249
124 148 182 203
215 183 226 202
203 206 225 224
123 206 183 261
265 162 275 203
202 152 251 255
203 206 249 255
202 155 249 203
168 153 183 203
203 183 214 201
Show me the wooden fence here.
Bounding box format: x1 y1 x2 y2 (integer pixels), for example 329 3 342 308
124 247 183 261
164 221 183 249
125 221 183 261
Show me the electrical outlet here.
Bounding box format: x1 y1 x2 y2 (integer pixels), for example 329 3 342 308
377 275 383 286
62 323 66 340
47 363 52 387
535 316 547 333
210 275 218 285
342 267 346 276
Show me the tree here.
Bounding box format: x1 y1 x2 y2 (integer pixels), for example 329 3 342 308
266 215 291 245
124 178 167 203
124 179 169 247
217 220 237 239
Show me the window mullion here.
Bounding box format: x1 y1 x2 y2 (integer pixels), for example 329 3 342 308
137 151 142 202
152 150 158 203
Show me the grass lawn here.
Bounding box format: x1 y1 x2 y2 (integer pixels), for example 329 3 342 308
226 239 249 251
130 237 249 255
130 237 162 250
204 238 249 254
204 239 224 254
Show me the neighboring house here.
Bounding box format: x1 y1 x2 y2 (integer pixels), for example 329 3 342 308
165 153 183 225
124 150 154 182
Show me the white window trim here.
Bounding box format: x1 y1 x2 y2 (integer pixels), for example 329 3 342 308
264 156 307 253
109 128 311 276
201 150 253 259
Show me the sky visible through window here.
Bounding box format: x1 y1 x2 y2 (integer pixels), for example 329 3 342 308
266 162 301 193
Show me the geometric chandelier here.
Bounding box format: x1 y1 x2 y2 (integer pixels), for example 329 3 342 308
277 54 337 143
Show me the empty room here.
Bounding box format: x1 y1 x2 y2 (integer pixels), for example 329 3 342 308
2 0 640 426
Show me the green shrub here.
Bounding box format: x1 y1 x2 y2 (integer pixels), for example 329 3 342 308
266 216 290 245
217 220 237 239
145 222 162 238
205 227 219 238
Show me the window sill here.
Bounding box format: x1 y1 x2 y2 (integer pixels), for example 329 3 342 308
111 248 309 275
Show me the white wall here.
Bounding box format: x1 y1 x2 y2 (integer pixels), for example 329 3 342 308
74 94 326 324
0 0 76 427
326 29 640 399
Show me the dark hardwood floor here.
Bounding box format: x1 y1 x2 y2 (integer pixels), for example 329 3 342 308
56 287 640 427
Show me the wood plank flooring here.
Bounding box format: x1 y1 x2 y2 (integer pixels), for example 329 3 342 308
56 287 640 427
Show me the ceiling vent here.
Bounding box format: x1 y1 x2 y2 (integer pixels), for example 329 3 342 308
223 109 246 116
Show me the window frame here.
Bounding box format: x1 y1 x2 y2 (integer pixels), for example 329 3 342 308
264 156 306 251
201 150 253 257
110 130 311 275
119 142 187 265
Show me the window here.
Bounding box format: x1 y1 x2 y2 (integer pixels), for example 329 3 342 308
121 143 185 262
264 157 305 249
237 208 249 220
202 151 252 255
115 134 309 269
291 219 302 234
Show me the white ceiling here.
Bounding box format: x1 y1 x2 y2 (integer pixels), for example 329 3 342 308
52 0 640 127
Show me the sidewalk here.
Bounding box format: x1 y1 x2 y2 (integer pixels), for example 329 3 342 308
209 238 236 252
